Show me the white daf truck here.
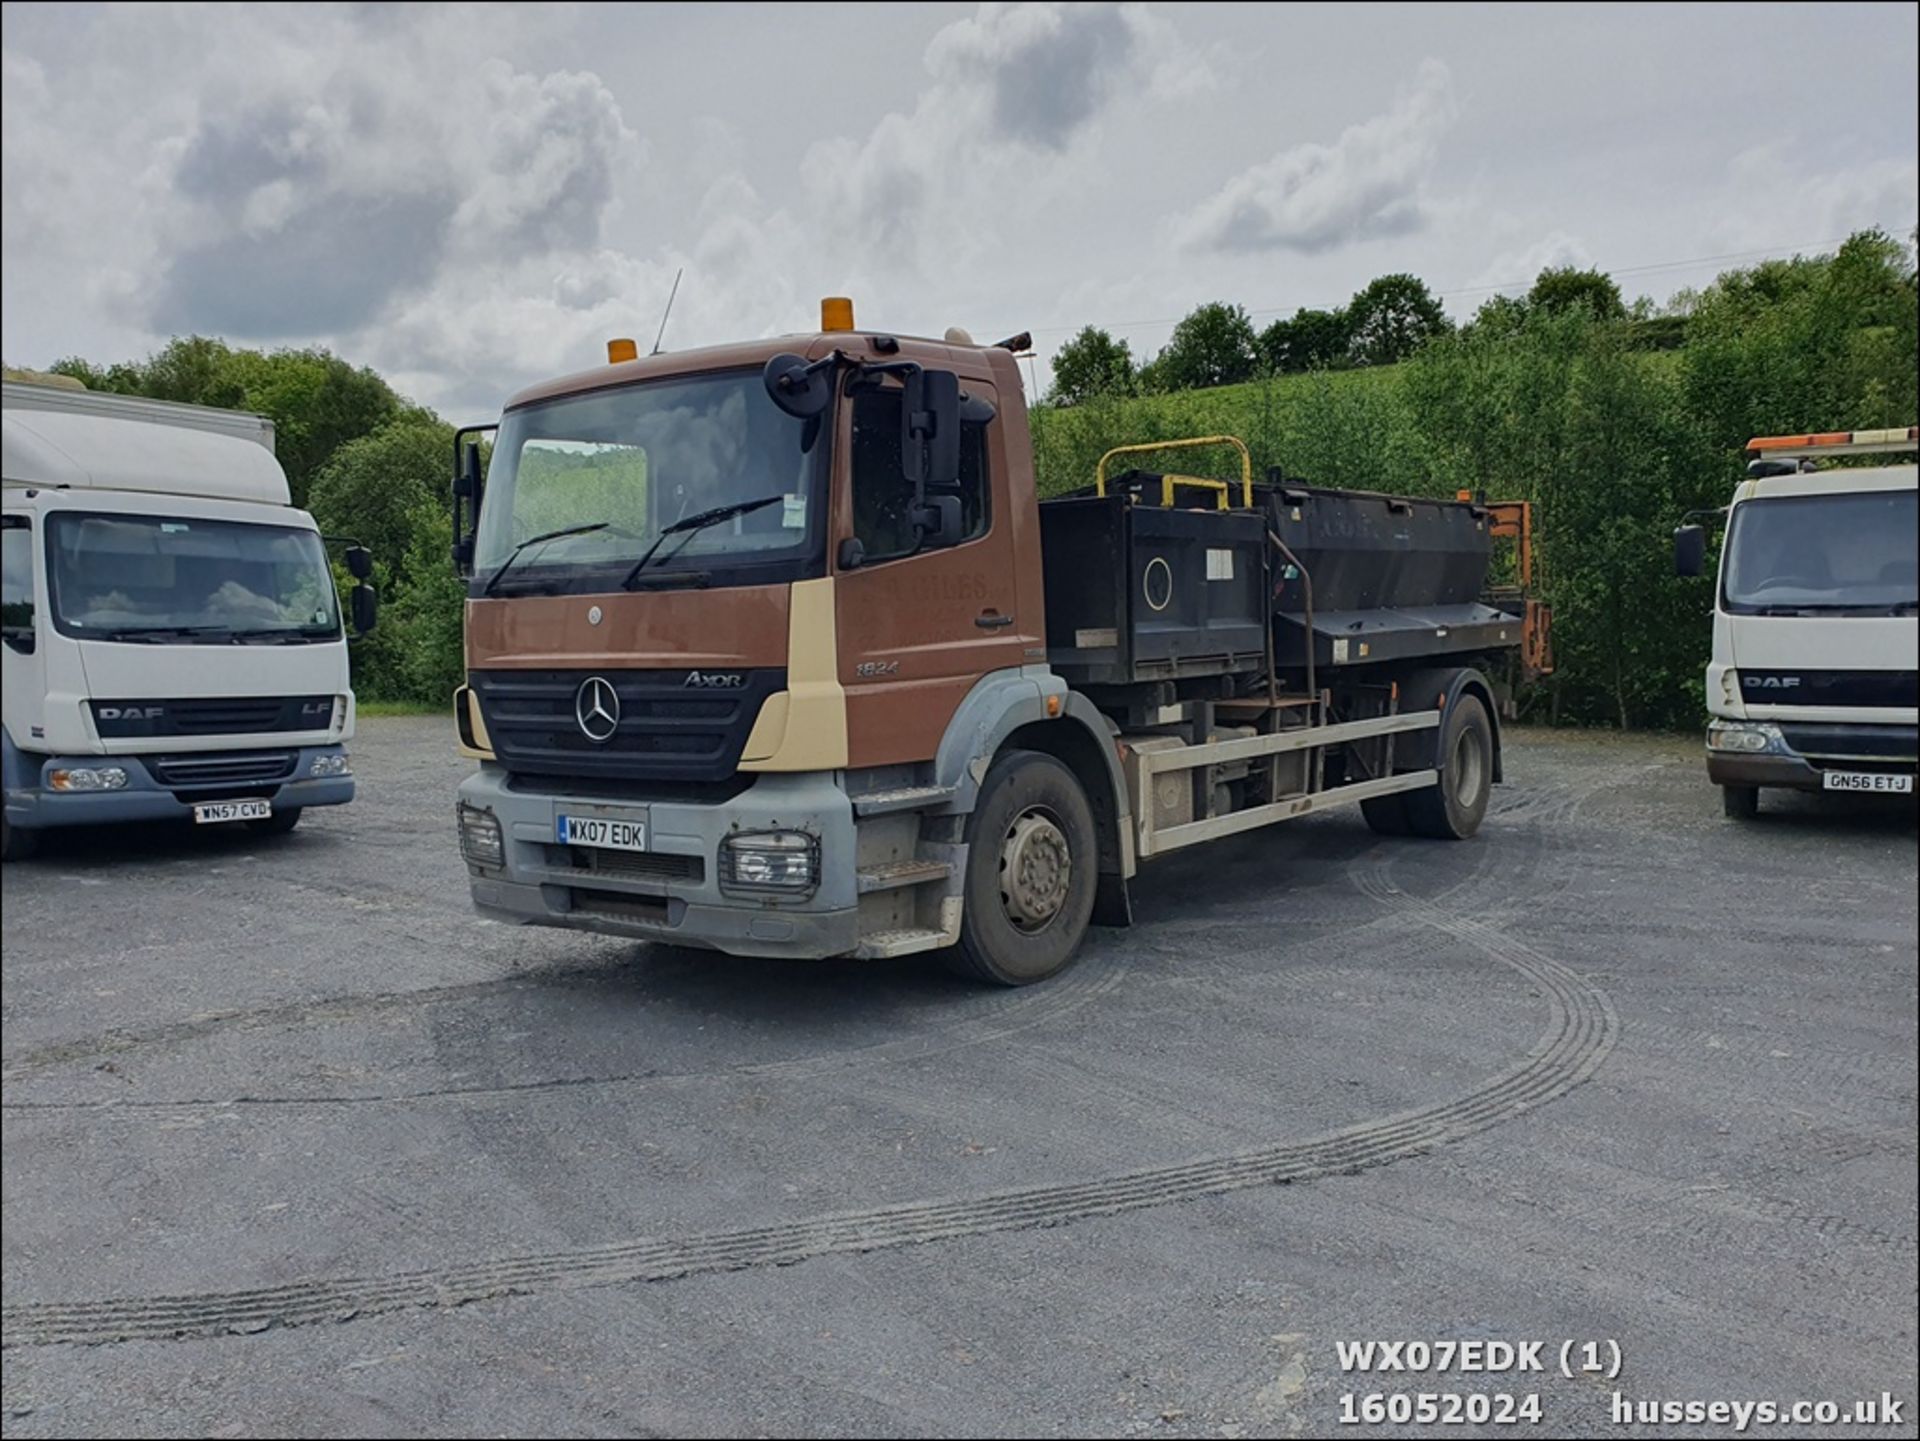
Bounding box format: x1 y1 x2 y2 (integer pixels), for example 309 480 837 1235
1675 427 1918 818
2 380 377 860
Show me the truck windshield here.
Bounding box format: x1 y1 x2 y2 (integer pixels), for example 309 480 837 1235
1722 489 1918 615
46 513 340 642
475 368 824 593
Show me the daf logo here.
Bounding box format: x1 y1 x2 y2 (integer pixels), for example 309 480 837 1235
684 670 747 689
1743 676 1802 689
575 676 621 742
97 706 165 720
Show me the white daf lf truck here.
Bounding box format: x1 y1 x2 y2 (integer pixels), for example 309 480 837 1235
1 380 377 860
1675 427 1918 818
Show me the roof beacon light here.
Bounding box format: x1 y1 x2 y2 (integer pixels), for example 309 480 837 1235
821 297 855 333
1746 426 1918 458
607 338 639 364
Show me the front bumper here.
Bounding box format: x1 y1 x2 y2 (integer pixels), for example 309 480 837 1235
4 745 354 830
456 766 861 958
1707 721 1917 793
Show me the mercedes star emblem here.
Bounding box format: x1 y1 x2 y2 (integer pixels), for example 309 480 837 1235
575 675 620 743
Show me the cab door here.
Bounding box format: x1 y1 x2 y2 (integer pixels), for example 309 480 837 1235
833 378 1032 769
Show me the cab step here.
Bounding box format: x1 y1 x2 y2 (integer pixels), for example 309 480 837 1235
849 784 957 817
854 927 953 959
856 858 954 894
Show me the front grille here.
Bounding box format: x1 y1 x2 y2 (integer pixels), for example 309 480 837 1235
1740 670 1918 709
1779 723 1919 763
545 846 705 884
568 887 671 924
470 669 784 784
148 751 298 791
93 696 334 739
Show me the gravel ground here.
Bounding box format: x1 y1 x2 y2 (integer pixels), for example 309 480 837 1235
2 718 1915 1438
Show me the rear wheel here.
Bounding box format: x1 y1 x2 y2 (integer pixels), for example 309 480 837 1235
1361 793 1410 835
248 807 303 835
1403 695 1493 839
946 750 1097 987
1722 785 1760 820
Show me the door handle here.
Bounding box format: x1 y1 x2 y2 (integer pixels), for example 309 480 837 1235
975 611 1014 629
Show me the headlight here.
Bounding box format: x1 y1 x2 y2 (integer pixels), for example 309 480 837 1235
458 803 504 868
720 830 819 895
48 766 128 792
1707 721 1785 754
310 752 351 777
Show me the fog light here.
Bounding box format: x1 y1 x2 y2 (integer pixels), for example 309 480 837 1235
458 803 504 868
48 766 129 792
720 830 818 895
310 751 351 777
1707 721 1784 754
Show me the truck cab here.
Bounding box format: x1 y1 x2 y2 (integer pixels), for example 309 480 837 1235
1677 427 1918 817
1 382 373 860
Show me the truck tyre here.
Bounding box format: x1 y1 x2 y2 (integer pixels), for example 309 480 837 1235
946 749 1097 987
248 807 303 836
1361 793 1410 835
1 814 37 862
1403 695 1493 840
1722 785 1760 820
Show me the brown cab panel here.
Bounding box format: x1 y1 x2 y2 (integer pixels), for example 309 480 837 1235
466 583 789 669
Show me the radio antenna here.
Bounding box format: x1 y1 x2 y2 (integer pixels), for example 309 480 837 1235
651 268 683 355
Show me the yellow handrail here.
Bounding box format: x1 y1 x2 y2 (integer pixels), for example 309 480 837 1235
1094 435 1253 509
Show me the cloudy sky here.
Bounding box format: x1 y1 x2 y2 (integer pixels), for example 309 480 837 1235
3 2 1915 416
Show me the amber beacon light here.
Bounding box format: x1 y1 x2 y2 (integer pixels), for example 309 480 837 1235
606 337 639 363
820 297 855 332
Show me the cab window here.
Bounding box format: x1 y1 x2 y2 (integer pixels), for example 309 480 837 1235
849 389 989 562
2 517 33 652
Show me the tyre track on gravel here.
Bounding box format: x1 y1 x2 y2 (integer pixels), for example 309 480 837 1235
2 744 1638 1345
1 849 1617 1348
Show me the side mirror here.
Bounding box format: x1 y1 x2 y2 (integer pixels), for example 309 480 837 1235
1673 524 1706 578
351 583 379 635
901 368 961 490
763 352 833 419
457 441 482 498
344 545 373 581
837 536 867 571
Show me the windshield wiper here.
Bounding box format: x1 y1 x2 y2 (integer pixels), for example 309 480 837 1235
96 625 238 644
228 626 340 644
620 495 786 591
482 522 610 597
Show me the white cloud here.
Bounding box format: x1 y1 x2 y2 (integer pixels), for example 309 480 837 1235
1175 58 1457 254
1462 230 1595 301
1718 145 1918 249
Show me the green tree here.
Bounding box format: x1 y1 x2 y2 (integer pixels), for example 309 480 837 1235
1527 266 1627 321
306 419 455 588
1048 326 1135 406
1151 302 1258 391
1345 273 1452 367
1258 307 1353 374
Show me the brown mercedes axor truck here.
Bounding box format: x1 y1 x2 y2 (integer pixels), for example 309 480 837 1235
450 302 1549 984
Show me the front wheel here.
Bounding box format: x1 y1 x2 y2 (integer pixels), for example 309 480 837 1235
945 749 1098 987
1722 785 1760 820
248 807 303 836
1403 695 1494 839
